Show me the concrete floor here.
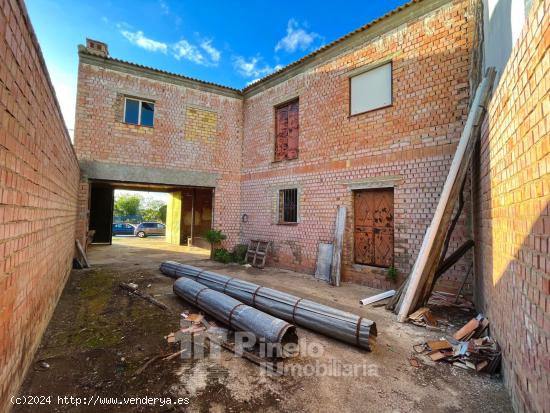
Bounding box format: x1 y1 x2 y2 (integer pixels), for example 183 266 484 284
15 237 513 412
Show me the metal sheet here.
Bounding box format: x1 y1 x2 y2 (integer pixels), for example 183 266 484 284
314 243 333 282
173 277 298 354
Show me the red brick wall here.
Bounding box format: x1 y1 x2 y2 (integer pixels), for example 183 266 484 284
74 63 243 246
0 0 80 411
473 0 549 410
241 0 475 289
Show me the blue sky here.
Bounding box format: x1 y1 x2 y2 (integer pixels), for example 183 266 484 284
26 0 409 136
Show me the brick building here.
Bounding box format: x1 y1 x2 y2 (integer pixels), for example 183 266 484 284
0 0 547 411
75 0 476 291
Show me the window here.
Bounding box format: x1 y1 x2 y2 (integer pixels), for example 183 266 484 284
275 99 299 161
278 188 298 224
350 62 392 115
124 98 155 127
354 188 394 267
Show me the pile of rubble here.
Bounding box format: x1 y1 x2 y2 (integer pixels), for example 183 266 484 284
415 314 501 373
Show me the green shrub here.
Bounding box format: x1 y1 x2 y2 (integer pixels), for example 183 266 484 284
213 248 234 264
232 244 248 264
386 266 398 282
205 229 227 259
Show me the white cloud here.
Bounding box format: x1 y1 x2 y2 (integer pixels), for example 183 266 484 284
246 78 261 86
118 27 221 66
171 39 220 66
200 40 221 64
121 30 168 53
275 19 321 53
158 0 170 14
233 56 282 78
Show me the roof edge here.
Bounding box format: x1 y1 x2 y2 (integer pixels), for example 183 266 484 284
78 0 453 99
78 47 243 99
243 0 453 97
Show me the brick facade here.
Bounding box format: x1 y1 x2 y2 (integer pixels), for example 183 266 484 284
241 0 476 289
74 60 244 247
74 0 476 291
473 0 549 410
0 0 81 411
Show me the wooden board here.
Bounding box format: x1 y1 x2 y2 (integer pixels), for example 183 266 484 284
75 239 89 268
427 340 452 351
330 206 346 287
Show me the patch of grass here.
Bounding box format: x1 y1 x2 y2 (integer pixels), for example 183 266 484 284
75 270 123 349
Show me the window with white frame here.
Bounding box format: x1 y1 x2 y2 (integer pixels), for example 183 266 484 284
124 97 155 127
350 62 392 115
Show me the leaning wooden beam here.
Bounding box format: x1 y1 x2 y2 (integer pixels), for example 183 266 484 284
423 239 475 304
75 239 89 268
396 68 496 322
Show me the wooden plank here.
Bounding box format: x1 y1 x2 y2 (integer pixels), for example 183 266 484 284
396 68 496 322
330 206 346 287
453 318 480 341
75 239 89 268
427 340 452 351
429 351 447 361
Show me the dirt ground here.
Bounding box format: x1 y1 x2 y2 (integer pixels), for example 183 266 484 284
14 236 513 412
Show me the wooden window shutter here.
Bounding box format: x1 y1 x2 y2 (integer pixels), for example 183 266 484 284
275 106 288 161
287 101 299 160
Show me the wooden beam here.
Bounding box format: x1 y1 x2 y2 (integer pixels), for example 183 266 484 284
396 68 496 322
75 239 89 268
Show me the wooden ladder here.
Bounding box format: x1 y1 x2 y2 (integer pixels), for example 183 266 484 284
246 240 271 269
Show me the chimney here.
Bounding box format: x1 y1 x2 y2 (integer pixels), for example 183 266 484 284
85 39 109 57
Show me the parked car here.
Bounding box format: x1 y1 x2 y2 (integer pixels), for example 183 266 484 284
134 222 166 238
112 223 136 236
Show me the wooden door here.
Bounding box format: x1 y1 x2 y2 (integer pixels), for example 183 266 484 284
89 184 114 244
354 189 394 267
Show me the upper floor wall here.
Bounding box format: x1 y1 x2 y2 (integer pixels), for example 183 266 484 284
241 0 476 173
74 47 244 180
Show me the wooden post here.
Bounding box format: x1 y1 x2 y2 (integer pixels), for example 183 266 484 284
330 206 346 287
190 188 195 245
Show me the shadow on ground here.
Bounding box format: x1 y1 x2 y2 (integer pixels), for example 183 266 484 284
14 237 513 412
